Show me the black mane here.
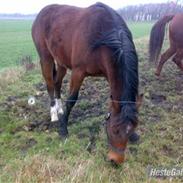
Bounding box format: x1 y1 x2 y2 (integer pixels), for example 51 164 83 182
91 2 139 124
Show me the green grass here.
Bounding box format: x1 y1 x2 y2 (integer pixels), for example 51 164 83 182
0 20 182 182
0 19 37 69
128 21 153 39
0 19 153 70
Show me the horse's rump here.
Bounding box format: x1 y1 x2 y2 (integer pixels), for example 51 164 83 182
169 14 183 47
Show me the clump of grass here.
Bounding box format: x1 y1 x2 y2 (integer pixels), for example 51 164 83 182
0 67 24 90
17 55 36 72
1 154 95 183
1 155 65 183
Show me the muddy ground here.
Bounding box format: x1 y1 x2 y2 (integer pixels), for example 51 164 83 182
0 38 183 183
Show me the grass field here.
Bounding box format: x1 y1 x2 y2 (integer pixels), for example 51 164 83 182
0 19 183 183
0 19 153 70
0 20 37 69
128 22 153 39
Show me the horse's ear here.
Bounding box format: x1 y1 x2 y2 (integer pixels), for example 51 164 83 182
136 93 143 110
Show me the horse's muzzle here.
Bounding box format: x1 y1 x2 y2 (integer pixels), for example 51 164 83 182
107 150 125 164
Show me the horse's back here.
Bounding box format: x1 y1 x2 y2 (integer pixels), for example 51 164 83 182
32 4 82 34
32 3 127 74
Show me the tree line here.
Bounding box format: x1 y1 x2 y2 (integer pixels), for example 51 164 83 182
118 2 183 21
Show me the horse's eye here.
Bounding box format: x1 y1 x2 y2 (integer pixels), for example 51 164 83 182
113 129 120 135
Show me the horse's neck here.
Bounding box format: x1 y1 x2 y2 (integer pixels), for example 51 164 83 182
109 77 122 114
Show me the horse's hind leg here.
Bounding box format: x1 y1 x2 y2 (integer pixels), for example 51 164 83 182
40 56 58 122
172 49 183 71
59 69 85 137
155 47 176 76
54 65 67 116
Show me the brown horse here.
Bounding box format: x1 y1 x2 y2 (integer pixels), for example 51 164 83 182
32 3 141 164
149 14 183 76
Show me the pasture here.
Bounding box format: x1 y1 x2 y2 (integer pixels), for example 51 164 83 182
0 20 152 70
0 20 37 70
0 19 183 183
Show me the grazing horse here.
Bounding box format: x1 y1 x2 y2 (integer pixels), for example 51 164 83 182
149 14 183 76
32 3 141 164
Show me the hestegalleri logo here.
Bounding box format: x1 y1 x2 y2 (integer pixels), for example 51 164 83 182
147 166 183 178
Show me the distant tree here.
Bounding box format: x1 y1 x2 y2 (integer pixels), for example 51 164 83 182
118 2 183 21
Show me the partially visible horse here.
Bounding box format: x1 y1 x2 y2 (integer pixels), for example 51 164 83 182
32 2 142 164
149 14 183 76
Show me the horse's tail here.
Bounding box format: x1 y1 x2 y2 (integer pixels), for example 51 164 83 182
92 27 138 124
149 15 174 63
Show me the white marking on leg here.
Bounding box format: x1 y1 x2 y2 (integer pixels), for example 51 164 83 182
55 98 64 115
50 104 58 122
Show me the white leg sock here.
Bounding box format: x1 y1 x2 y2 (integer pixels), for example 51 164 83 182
50 104 58 122
55 98 64 115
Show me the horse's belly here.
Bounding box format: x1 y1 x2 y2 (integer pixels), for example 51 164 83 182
85 62 105 76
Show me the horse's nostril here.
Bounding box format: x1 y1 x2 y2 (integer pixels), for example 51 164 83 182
106 156 116 163
110 159 119 167
110 159 116 164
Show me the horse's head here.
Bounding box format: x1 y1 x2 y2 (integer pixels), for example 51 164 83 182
106 113 137 164
106 94 143 164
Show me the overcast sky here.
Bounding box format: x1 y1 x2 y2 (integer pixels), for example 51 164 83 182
0 0 171 14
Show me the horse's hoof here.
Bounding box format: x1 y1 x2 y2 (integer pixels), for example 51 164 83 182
129 132 140 143
59 126 68 140
155 71 160 77
59 130 68 140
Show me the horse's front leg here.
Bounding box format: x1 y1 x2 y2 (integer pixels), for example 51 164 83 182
59 69 85 138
